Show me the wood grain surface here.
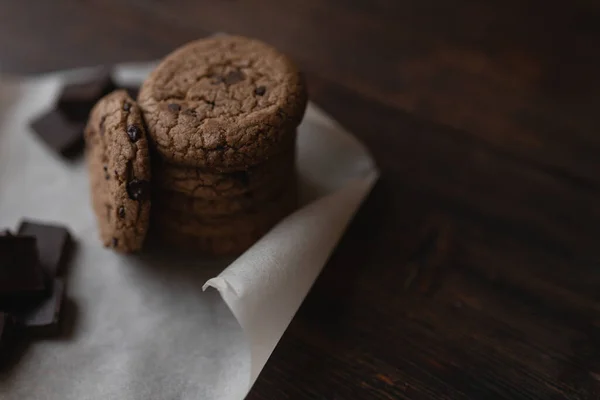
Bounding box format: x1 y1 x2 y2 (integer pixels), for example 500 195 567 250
1 0 599 398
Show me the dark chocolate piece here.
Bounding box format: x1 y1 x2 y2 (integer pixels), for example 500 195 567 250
30 110 85 157
17 220 72 278
254 86 266 96
0 236 46 297
19 279 65 336
58 71 116 121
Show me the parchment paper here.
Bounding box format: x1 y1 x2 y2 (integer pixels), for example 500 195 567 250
0 63 378 400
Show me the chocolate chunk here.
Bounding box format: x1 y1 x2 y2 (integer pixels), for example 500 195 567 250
254 86 266 96
58 70 116 121
126 179 150 201
126 125 142 142
30 110 85 157
104 165 110 180
17 220 72 278
0 235 46 298
223 70 245 85
18 279 65 336
168 103 181 112
118 206 125 219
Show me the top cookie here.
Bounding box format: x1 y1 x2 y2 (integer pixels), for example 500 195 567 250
85 90 151 253
138 35 307 170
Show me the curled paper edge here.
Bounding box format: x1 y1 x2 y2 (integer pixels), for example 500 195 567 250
204 170 379 396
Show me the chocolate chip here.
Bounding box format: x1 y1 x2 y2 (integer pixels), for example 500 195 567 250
254 86 266 96
117 206 125 219
126 125 142 142
168 103 181 112
126 179 150 201
112 238 118 247
223 70 245 85
123 102 131 112
103 165 110 180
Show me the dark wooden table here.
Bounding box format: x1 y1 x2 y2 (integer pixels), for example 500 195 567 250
2 1 600 398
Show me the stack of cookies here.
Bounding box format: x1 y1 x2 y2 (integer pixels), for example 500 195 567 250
85 35 307 256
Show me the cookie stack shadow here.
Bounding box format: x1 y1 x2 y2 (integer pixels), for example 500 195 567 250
148 138 299 256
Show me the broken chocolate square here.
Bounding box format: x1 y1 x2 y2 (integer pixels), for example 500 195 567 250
19 279 65 336
17 220 72 278
0 235 46 297
30 109 85 157
58 70 116 121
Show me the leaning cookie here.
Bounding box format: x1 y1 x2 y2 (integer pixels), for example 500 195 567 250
85 90 151 253
138 35 307 171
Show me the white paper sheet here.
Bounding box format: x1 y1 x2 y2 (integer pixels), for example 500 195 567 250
0 63 378 400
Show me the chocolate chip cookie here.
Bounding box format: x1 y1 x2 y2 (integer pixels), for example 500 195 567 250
154 176 296 218
153 144 295 199
152 185 297 255
138 35 307 171
85 90 151 253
